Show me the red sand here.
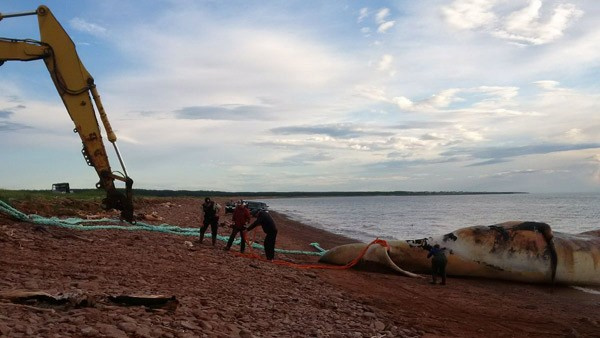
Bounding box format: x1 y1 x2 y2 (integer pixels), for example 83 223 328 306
1 196 598 337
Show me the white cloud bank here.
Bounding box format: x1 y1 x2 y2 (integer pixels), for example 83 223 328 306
442 0 583 45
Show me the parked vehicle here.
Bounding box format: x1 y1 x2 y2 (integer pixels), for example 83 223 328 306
51 182 71 194
244 201 268 214
224 201 236 214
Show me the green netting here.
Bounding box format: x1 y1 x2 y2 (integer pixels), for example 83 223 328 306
0 200 325 256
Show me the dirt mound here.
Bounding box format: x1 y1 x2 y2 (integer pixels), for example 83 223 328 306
10 197 106 218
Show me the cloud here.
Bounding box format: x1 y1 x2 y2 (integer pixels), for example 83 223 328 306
358 7 369 23
257 130 452 156
271 123 393 139
355 85 389 102
442 0 583 45
0 121 31 131
420 133 446 141
375 8 391 24
377 54 394 74
268 152 334 166
0 93 66 134
391 121 454 130
493 1 583 45
454 125 484 142
0 92 86 141
377 21 395 34
386 86 537 118
484 168 570 178
366 155 465 170
563 128 583 142
174 105 272 121
375 8 395 33
446 143 600 166
391 88 464 112
69 18 108 37
441 0 497 30
466 158 510 167
106 17 355 115
0 102 27 119
533 80 560 90
357 7 394 34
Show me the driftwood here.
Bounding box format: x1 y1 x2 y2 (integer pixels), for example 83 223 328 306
108 294 179 311
0 290 177 311
0 290 94 308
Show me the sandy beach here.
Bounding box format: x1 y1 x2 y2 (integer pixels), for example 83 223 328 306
1 196 599 337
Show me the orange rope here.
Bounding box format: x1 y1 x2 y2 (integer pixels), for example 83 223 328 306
233 238 390 271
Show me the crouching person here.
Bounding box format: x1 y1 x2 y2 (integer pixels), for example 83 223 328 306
245 209 278 261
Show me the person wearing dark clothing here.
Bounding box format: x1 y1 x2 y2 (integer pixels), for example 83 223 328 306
224 201 251 252
245 209 277 260
199 197 220 246
427 244 447 285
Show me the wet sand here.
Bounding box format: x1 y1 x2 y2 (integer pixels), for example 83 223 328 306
1 196 598 337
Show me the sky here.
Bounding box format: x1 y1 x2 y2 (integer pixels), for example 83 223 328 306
1 0 599 193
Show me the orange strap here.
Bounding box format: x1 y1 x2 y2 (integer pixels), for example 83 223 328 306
233 238 389 270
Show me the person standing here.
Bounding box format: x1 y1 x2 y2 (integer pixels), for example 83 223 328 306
199 197 220 246
224 201 251 252
245 209 277 261
427 244 448 285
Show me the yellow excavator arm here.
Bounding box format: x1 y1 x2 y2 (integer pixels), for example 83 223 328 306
0 5 135 222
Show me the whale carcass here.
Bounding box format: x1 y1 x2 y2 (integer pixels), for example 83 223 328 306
319 221 600 286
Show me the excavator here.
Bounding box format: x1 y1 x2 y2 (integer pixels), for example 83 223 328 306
0 5 135 222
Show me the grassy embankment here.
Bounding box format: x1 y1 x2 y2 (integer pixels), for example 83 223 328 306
0 189 104 204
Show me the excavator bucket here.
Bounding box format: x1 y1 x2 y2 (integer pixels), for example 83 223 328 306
102 177 135 223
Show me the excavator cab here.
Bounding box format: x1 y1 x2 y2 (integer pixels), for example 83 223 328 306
0 6 135 222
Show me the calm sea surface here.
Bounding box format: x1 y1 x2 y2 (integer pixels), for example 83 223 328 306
258 193 600 242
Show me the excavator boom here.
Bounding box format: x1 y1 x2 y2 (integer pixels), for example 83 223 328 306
0 6 134 222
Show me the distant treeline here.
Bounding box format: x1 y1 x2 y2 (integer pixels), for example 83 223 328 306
124 189 527 198
1 188 527 200
0 189 527 198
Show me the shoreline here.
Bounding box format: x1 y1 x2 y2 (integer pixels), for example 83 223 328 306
1 196 599 337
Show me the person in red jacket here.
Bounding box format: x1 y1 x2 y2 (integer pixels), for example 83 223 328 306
224 201 251 252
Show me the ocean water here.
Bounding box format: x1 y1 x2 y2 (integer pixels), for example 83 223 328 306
258 193 600 242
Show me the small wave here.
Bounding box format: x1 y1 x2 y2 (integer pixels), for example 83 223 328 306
570 286 600 295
